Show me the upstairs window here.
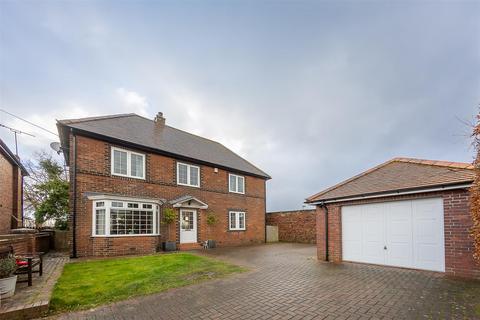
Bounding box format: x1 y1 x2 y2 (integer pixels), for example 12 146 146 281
229 174 245 194
229 211 246 231
177 162 200 187
111 147 145 179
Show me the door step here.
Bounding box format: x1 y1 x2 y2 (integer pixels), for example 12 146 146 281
178 243 201 251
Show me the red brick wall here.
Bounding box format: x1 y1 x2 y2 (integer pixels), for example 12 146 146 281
0 151 14 234
443 191 479 278
0 234 35 254
12 167 22 229
266 210 316 243
69 135 267 257
316 189 480 278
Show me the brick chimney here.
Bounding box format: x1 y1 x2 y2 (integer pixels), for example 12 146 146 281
154 112 165 126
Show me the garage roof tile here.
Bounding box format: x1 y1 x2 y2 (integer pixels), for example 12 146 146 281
306 158 474 203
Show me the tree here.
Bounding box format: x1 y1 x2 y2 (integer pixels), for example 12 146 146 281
471 112 480 261
24 152 69 229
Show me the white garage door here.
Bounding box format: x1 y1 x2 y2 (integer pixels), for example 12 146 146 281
342 198 445 272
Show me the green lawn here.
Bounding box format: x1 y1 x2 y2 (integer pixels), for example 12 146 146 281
50 253 245 313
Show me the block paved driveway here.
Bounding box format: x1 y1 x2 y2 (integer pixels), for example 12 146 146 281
52 243 480 320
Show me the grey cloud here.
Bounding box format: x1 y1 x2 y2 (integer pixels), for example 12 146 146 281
0 1 478 211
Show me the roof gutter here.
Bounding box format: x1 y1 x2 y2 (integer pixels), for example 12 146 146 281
306 183 472 205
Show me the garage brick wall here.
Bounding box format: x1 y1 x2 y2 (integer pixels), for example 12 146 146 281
267 210 316 243
316 189 480 279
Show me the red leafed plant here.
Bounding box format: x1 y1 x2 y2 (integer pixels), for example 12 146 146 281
471 111 480 261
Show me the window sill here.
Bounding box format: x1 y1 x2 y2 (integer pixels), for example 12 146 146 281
176 182 201 188
229 191 245 195
91 234 160 238
111 173 146 180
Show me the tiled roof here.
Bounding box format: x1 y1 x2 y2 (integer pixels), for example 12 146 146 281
57 113 270 179
306 157 474 203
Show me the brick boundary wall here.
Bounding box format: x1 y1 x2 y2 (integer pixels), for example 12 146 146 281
266 210 316 244
0 233 51 255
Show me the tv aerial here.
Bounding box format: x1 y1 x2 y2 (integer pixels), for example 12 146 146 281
0 123 35 155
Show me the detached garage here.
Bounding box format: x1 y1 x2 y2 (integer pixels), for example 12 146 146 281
306 157 479 278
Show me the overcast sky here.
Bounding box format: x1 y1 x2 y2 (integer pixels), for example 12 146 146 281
0 1 479 212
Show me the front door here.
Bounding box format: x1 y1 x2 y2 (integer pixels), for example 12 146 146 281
180 209 197 243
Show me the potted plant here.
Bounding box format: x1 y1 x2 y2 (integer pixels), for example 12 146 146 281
162 208 177 251
0 254 17 298
205 212 218 248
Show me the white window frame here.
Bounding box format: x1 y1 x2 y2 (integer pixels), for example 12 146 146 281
111 147 146 180
92 199 159 237
229 174 245 194
176 162 200 187
229 211 246 231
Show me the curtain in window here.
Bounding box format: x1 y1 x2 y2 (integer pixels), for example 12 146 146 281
238 177 245 193
190 166 199 186
230 211 236 229
178 164 188 184
113 150 128 175
95 209 106 235
131 153 143 177
230 175 237 192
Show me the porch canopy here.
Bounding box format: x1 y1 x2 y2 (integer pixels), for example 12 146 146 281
169 195 208 209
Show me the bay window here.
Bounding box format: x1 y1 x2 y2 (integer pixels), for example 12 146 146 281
93 200 159 236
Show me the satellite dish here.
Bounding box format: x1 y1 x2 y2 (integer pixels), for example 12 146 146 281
50 142 62 154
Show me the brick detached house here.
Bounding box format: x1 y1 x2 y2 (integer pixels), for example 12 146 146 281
306 158 479 278
57 113 270 257
0 138 28 233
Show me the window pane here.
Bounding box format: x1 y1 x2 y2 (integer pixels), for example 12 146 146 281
237 177 244 193
110 209 119 235
131 153 144 177
178 164 188 184
110 207 154 235
113 150 127 175
95 209 105 235
96 201 104 207
190 166 199 186
229 175 236 192
111 201 123 208
239 212 245 229
230 212 236 229
181 211 194 230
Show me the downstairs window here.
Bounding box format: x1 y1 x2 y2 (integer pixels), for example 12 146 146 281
229 211 246 231
93 200 159 236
